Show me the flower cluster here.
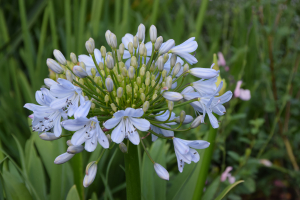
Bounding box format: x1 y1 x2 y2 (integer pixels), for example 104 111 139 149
24 24 232 186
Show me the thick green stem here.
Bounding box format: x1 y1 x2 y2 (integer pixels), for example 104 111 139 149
124 141 141 200
71 153 84 200
192 126 217 200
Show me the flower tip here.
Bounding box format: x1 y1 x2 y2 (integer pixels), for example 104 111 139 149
154 163 169 181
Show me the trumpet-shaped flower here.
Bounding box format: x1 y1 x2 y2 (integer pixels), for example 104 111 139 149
173 137 210 172
24 88 66 137
103 108 150 145
62 114 109 152
50 78 84 117
169 37 198 64
150 111 176 141
78 48 103 75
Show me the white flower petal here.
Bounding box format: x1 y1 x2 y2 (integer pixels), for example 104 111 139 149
62 118 90 131
130 117 150 131
74 100 91 119
173 138 190 155
104 117 122 129
111 120 125 144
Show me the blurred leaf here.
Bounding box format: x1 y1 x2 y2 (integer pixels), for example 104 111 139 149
243 178 256 193
201 176 220 200
214 180 244 200
0 170 32 200
66 185 80 200
227 151 240 162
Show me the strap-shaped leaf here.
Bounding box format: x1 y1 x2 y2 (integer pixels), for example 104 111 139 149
214 180 244 200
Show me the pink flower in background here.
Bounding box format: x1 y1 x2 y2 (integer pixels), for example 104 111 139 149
234 80 251 101
220 166 236 184
218 52 229 71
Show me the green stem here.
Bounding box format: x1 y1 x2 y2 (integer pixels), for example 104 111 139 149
124 141 141 200
71 153 84 200
192 125 217 200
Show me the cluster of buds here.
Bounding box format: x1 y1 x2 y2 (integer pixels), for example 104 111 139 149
25 23 232 186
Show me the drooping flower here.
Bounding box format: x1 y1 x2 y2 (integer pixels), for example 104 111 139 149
103 108 150 145
173 137 210 172
234 80 251 101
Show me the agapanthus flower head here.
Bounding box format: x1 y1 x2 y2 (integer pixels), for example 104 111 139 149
24 23 232 186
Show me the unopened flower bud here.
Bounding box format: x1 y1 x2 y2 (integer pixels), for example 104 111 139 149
130 56 137 68
140 93 145 102
117 87 123 98
53 49 67 65
137 23 145 42
190 115 204 128
159 39 175 55
139 43 145 56
122 67 128 77
170 54 177 68
105 30 112 46
163 92 183 101
106 55 114 70
155 36 163 51
126 85 132 94
44 78 57 87
143 101 149 112
150 62 155 72
67 145 84 154
100 46 106 58
140 66 146 76
117 50 121 62
168 101 174 111
83 161 97 187
136 77 142 85
150 25 157 43
110 33 117 48
91 68 96 77
163 53 169 63
105 95 109 102
165 76 173 89
128 42 133 55
157 56 164 71
154 163 169 180
179 110 186 123
80 61 86 71
133 36 138 49
145 77 150 86
47 58 64 74
73 65 88 78
67 140 73 146
91 103 95 109
70 52 77 64
183 63 189 74
111 103 117 112
119 43 124 55
54 152 74 164
119 142 127 153
39 132 60 141
173 63 181 76
85 38 95 54
162 70 167 78
128 66 135 79
105 78 114 92
152 93 157 100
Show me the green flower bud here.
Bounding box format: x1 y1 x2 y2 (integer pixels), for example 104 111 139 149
105 78 114 92
85 38 95 54
150 62 155 72
166 76 173 89
106 55 114 70
190 115 203 128
179 110 186 123
152 93 157 100
170 54 177 68
100 46 106 58
155 36 163 51
110 33 117 49
140 66 146 76
66 70 73 82
130 56 137 68
151 80 156 87
99 62 104 70
122 67 128 77
143 101 149 112
70 52 77 64
137 77 141 85
105 95 109 102
163 53 169 63
133 36 138 49
126 85 132 94
140 93 145 102
91 103 95 109
146 71 151 78
145 77 150 86
183 63 189 76
119 142 128 153
128 42 133 55
168 101 174 111
79 61 86 71
173 62 181 76
111 103 117 112
117 87 123 98
139 43 145 56
117 50 121 62
162 70 167 78
119 43 125 55
79 78 84 85
128 66 135 79
157 56 164 71
91 68 96 77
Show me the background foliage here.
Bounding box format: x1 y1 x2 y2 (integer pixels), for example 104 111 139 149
1 0 300 199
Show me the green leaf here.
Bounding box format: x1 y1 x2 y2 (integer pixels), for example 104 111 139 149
243 178 256 193
201 176 220 200
0 170 32 200
66 185 80 200
214 180 244 200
